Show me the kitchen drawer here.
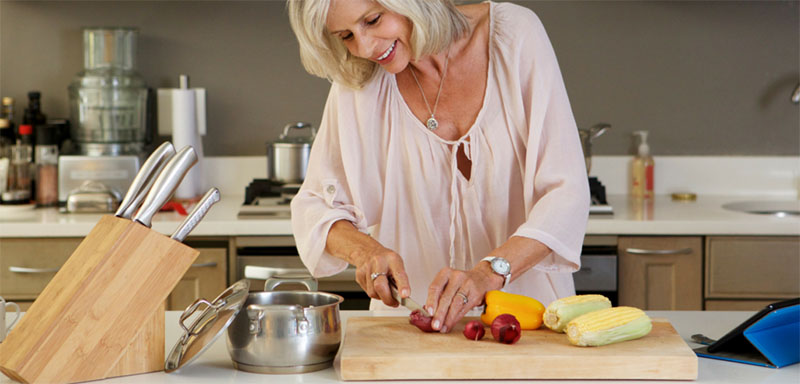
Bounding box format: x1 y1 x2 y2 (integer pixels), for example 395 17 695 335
0 238 82 299
166 247 228 311
705 299 779 311
705 236 800 299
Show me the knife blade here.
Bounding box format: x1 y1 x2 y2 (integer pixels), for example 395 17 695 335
116 142 176 219
170 187 220 242
133 146 198 227
389 279 430 316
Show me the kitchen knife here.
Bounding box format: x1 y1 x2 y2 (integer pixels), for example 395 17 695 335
170 187 220 242
115 142 176 219
133 146 198 228
389 279 430 316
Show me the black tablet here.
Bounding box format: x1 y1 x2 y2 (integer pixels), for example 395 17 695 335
706 297 800 353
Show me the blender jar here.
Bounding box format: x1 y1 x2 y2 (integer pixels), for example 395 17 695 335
68 27 148 156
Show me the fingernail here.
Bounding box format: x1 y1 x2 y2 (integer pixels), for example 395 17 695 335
441 326 448 333
433 319 440 330
402 288 409 297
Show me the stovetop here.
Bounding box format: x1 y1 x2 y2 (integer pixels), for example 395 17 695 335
237 177 613 218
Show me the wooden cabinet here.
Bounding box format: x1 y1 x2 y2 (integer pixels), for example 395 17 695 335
619 236 703 310
0 237 228 311
165 247 227 311
704 236 799 311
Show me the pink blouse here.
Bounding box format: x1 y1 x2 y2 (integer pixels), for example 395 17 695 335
291 1 590 310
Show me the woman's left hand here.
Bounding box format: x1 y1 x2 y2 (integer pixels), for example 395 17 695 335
424 264 503 333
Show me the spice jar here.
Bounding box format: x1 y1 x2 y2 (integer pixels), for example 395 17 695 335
35 124 59 206
2 135 32 204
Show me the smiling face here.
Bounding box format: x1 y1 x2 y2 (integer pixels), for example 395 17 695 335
326 0 413 74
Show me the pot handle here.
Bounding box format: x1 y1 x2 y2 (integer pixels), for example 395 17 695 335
246 304 310 335
279 122 316 141
264 273 318 292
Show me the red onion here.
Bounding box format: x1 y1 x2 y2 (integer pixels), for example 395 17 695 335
491 314 521 344
409 309 435 332
463 320 485 340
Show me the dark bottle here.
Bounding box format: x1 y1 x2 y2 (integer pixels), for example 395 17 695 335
23 91 47 148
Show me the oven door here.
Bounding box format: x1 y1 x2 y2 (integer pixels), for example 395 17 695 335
574 237 619 306
234 236 370 309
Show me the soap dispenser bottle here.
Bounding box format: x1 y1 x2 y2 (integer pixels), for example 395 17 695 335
630 131 654 199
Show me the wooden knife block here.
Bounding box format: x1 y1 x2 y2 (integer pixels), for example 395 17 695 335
0 215 199 384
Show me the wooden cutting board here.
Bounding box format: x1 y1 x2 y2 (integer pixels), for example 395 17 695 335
336 316 697 381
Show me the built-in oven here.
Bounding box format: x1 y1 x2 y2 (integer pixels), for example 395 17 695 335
573 235 619 306
232 236 371 310
234 235 619 310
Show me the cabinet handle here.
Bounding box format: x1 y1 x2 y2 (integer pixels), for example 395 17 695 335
9 266 60 274
190 262 218 268
625 247 692 255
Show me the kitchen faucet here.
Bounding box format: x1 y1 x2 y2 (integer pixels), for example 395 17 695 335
793 83 800 104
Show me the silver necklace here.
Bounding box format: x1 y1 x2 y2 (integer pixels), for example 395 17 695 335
408 53 449 131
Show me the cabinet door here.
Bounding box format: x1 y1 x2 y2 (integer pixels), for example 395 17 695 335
0 238 82 300
705 236 799 299
619 236 702 310
166 248 227 311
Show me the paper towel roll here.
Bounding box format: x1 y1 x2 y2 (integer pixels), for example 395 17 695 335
171 87 205 199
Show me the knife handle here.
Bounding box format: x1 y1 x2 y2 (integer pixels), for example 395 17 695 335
170 187 220 242
116 142 176 219
133 146 198 227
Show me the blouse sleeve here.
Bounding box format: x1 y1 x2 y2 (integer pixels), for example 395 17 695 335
290 83 372 278
508 8 590 272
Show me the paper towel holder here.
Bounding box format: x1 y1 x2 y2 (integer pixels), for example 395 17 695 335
156 74 206 136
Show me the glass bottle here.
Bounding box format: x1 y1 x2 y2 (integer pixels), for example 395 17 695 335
35 124 59 206
0 96 17 134
2 126 33 204
68 27 148 156
22 91 47 149
0 118 12 198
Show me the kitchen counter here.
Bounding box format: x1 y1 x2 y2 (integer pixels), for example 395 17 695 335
2 310 798 383
1 194 798 238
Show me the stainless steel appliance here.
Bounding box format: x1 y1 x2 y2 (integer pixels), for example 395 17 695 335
68 27 148 156
58 155 140 212
573 236 618 306
232 235 368 310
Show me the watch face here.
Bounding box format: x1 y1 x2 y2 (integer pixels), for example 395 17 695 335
491 258 511 275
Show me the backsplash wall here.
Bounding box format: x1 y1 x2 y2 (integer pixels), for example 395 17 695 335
1 0 798 156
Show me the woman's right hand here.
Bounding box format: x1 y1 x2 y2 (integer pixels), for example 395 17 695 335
353 245 411 307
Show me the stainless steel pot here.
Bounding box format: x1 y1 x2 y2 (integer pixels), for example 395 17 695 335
266 122 315 184
225 275 343 374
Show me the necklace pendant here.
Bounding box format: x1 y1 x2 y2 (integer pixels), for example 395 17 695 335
426 116 438 131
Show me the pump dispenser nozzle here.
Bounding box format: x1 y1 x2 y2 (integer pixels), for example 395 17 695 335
633 131 650 156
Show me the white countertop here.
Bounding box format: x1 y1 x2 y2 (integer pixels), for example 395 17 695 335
3 310 798 384
0 194 798 238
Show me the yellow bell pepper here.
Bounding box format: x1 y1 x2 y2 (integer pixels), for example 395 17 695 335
480 290 545 330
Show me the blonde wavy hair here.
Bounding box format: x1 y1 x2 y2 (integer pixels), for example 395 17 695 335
288 0 469 89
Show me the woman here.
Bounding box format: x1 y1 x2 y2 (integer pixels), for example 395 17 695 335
288 0 589 334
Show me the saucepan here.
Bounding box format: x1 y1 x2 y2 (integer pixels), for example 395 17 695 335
227 269 344 374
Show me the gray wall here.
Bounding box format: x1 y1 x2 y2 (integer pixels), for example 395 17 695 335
1 0 798 156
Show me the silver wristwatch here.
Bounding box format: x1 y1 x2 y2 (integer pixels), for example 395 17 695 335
481 256 511 289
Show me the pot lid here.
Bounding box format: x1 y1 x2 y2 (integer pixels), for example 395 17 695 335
165 279 250 373
272 122 315 145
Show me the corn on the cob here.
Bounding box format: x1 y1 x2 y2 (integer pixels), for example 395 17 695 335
543 294 611 332
566 306 652 347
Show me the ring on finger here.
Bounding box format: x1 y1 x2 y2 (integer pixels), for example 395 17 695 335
370 272 386 281
456 291 469 305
